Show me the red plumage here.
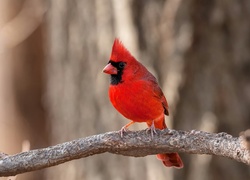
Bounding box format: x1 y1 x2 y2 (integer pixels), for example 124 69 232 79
103 38 183 168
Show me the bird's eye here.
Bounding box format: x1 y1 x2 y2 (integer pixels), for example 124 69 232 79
118 62 126 69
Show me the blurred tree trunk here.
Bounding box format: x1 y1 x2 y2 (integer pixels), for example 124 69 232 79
174 0 250 180
173 0 250 180
0 0 48 180
45 0 250 180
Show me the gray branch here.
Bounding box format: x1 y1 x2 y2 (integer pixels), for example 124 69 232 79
0 129 249 177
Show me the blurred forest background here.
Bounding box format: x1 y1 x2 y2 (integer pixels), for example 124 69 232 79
0 0 250 180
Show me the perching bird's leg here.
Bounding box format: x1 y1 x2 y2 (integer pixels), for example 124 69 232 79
120 121 135 138
146 120 157 138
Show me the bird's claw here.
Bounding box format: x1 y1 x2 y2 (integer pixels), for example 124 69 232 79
120 121 135 138
146 121 157 138
120 126 128 138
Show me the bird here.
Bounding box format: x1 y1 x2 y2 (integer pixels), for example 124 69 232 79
103 38 183 168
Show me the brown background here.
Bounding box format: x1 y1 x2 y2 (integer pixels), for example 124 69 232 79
0 0 249 180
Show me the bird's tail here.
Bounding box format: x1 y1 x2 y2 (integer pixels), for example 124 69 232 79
157 152 184 168
147 118 184 168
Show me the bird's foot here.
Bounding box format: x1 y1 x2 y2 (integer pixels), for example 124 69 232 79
120 121 135 138
120 126 128 138
146 121 157 138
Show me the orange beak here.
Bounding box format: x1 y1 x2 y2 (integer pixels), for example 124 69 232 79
103 63 118 75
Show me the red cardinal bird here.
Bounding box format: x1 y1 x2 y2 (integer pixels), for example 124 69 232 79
103 39 183 168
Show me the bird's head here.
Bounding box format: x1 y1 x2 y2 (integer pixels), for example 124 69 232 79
103 38 140 85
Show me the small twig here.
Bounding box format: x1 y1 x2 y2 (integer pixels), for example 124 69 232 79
240 129 250 150
0 129 249 177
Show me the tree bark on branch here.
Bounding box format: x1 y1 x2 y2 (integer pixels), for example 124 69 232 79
0 129 249 177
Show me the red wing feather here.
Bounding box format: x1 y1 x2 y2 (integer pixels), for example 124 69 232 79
149 78 169 116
